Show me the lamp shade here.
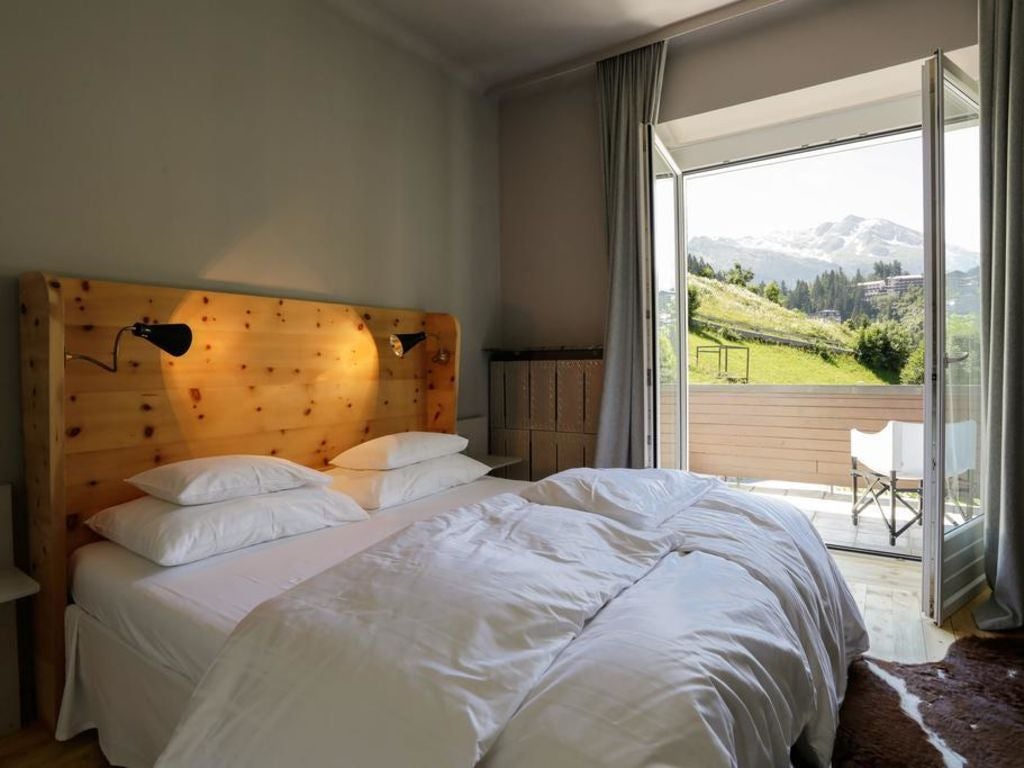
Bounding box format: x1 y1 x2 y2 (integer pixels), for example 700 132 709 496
389 331 427 358
131 322 192 357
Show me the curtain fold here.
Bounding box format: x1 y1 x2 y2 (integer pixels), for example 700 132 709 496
975 0 1024 631
594 41 667 469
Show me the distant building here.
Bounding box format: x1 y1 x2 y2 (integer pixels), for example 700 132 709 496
812 309 842 323
858 274 924 298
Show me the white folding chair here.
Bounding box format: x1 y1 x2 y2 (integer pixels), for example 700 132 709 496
850 420 977 546
850 421 924 546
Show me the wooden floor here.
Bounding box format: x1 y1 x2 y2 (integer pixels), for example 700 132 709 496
0 722 107 768
0 551 1013 768
829 550 1007 663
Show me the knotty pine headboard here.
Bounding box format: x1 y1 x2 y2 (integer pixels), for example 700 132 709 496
19 272 459 728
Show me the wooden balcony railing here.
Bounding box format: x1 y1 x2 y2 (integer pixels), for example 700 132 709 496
660 384 926 487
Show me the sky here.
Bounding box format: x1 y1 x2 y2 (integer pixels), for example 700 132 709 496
681 128 981 252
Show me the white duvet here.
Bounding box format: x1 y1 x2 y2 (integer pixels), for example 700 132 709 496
157 482 868 768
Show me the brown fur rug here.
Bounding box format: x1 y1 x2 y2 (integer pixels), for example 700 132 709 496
832 636 1024 767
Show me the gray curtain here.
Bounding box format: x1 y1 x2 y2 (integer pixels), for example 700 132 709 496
975 0 1024 631
594 41 667 469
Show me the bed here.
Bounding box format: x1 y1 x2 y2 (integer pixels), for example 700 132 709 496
20 273 868 768
56 472 866 768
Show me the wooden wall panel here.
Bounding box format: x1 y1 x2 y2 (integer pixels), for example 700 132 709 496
504 430 532 481
20 273 460 729
425 314 460 433
55 277 459 521
489 363 505 430
556 361 585 433
504 362 530 430
555 433 585 472
63 379 424 455
529 362 557 432
489 427 532 480
489 356 604 482
583 360 602 435
530 431 557 480
490 428 510 457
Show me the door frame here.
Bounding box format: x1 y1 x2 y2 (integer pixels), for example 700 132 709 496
921 50 985 624
649 128 688 469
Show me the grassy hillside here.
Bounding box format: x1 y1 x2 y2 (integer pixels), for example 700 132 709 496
689 274 856 348
687 328 893 385
684 275 894 385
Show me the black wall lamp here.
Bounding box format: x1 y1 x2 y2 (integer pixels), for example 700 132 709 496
389 332 450 364
65 322 193 372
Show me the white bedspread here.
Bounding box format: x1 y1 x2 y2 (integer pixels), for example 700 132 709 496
483 487 868 767
158 482 867 768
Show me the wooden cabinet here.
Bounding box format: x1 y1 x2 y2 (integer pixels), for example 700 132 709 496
489 352 603 481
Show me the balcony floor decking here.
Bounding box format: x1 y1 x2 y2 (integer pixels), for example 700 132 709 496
733 479 924 558
677 383 980 563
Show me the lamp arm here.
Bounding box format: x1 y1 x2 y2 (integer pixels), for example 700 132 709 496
426 333 450 364
65 325 132 373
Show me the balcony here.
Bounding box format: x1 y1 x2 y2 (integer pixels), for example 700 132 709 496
661 384 927 557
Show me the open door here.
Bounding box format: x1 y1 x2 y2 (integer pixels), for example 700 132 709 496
922 51 986 624
649 128 688 469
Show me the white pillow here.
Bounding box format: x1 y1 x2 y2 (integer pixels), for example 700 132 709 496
326 453 490 510
127 455 330 505
87 486 367 566
521 467 719 530
329 432 468 471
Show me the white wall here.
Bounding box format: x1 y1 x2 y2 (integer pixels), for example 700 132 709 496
498 0 978 349
0 0 499 724
499 68 607 348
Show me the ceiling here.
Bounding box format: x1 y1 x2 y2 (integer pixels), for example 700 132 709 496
328 0 739 90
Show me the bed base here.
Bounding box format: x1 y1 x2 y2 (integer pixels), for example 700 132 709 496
59 606 192 767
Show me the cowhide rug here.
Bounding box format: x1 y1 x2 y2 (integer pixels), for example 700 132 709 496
832 636 1024 767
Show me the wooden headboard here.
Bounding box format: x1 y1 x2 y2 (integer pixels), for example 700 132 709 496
19 272 460 728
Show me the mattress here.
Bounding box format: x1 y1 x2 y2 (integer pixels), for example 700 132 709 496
70 477 529 685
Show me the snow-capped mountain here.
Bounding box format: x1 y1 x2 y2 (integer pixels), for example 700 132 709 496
688 215 978 285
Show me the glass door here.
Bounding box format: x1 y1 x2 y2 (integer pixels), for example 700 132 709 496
649 129 687 469
922 52 985 624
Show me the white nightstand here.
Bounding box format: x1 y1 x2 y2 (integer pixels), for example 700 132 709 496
470 454 524 474
1 483 37 736
0 567 38 604
468 450 524 475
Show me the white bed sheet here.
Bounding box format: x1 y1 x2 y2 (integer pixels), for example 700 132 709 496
70 477 528 685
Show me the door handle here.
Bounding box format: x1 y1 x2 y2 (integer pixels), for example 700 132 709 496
945 351 969 365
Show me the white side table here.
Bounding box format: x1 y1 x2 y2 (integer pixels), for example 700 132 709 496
0 566 36 737
472 454 524 474
0 567 38 604
0 483 36 737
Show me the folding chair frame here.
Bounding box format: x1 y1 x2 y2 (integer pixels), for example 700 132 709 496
851 457 923 546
